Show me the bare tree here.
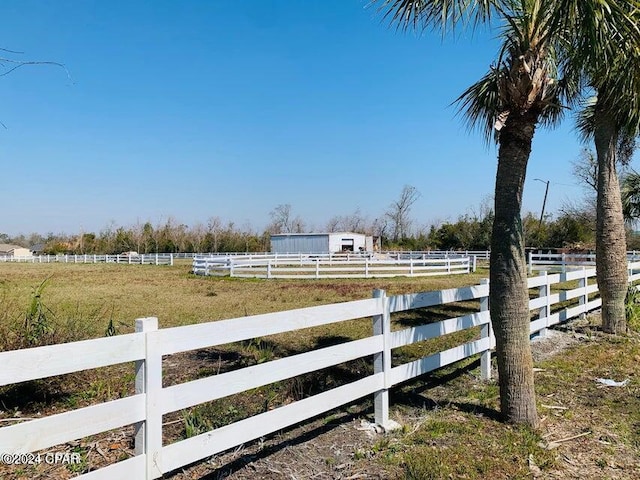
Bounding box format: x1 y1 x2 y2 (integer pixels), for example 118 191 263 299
207 216 223 252
325 216 341 233
0 47 70 128
268 204 305 234
572 148 599 192
385 185 420 242
324 208 368 233
268 204 292 234
191 222 207 253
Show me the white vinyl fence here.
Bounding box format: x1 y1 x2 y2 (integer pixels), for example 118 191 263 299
193 252 476 278
2 263 638 479
528 251 640 273
0 254 174 266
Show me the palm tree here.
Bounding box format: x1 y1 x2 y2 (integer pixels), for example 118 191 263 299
455 3 572 428
372 0 568 427
572 6 640 334
371 0 640 426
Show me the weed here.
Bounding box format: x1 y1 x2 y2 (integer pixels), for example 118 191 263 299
241 338 277 365
259 384 279 412
183 409 211 438
625 286 640 331
353 448 368 460
372 436 391 452
182 400 245 439
66 446 89 474
23 277 55 346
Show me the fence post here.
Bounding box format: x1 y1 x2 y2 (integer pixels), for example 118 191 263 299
365 257 369 278
170 254 174 266
373 289 395 430
267 260 272 279
472 255 477 272
579 267 588 313
480 279 492 380
561 252 566 274
528 251 533 274
315 258 320 279
135 317 162 479
538 271 549 338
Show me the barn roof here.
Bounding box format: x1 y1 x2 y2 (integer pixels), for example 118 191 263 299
270 232 367 237
0 243 29 253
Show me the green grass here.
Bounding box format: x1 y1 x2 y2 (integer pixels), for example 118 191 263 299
353 332 640 479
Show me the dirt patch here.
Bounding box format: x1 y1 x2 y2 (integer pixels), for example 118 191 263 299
531 327 582 363
166 412 397 480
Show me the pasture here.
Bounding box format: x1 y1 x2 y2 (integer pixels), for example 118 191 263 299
0 261 489 349
0 262 639 479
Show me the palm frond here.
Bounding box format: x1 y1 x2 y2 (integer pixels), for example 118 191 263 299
593 57 640 136
575 97 597 142
455 68 503 144
618 135 637 167
621 171 640 222
367 0 500 34
552 0 640 66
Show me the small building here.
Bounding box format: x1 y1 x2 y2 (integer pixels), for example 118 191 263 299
270 232 375 254
0 243 32 258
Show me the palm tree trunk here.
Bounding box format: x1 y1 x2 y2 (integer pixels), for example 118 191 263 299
490 113 539 427
594 107 628 334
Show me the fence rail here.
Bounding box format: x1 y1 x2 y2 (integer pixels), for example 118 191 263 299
193 252 477 278
528 251 640 273
2 262 638 479
0 254 174 266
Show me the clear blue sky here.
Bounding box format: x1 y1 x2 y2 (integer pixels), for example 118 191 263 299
1 0 593 236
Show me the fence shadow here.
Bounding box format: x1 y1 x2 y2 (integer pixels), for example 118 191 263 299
389 358 501 422
167 404 367 480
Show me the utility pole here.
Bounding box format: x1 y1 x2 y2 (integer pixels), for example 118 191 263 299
534 178 550 231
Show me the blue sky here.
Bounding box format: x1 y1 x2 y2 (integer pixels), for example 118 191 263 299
1 0 593 236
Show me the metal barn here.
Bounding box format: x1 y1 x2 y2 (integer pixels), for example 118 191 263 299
270 233 374 254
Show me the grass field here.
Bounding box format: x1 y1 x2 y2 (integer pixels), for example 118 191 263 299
0 261 489 349
1 262 638 479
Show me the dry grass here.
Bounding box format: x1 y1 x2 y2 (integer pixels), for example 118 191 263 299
0 262 489 349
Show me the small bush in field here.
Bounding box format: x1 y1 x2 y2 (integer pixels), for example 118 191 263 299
23 277 55 346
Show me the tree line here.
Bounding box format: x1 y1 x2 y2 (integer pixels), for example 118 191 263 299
4 199 638 255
